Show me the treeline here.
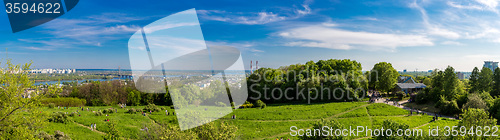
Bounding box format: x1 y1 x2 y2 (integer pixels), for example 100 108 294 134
55 79 233 107
414 66 500 122
247 59 368 103
54 80 172 106
30 73 111 81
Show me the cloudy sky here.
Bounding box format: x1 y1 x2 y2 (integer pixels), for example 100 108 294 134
0 0 499 71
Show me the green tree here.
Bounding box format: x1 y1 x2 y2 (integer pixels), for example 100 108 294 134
370 62 398 93
0 60 59 139
478 67 493 93
103 121 120 140
491 68 500 97
458 108 497 140
377 120 410 140
469 67 480 93
300 119 345 140
462 93 488 110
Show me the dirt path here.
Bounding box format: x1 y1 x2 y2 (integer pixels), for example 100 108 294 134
374 98 456 120
73 122 106 135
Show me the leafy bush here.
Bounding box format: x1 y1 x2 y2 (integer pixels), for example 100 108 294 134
102 108 114 114
462 94 488 110
438 98 461 115
95 111 103 116
41 97 86 107
458 108 497 139
48 103 55 108
68 112 77 117
54 130 71 140
36 131 70 140
143 104 160 112
377 120 410 140
48 112 70 123
300 119 345 140
126 108 137 114
255 100 266 109
239 104 254 108
215 102 226 107
35 131 53 140
194 121 238 140
103 121 120 140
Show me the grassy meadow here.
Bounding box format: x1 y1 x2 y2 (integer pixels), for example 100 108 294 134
34 102 458 139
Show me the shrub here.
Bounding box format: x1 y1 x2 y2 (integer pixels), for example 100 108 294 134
462 94 488 110
54 130 70 140
215 102 226 107
126 108 136 114
458 108 497 139
378 120 410 140
300 119 344 139
102 108 114 114
95 111 103 116
36 131 70 140
68 112 77 117
35 131 53 140
48 112 70 123
143 104 160 112
255 100 266 109
439 100 461 115
48 103 55 108
41 97 86 107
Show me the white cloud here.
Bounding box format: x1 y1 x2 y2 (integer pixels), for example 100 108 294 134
206 41 263 53
411 0 461 39
448 0 500 13
197 4 311 25
279 25 433 51
441 41 463 45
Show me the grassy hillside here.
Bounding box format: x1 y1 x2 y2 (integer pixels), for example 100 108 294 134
33 102 457 139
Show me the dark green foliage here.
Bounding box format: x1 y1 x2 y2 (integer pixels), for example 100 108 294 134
36 130 71 140
415 89 430 104
126 108 137 114
299 119 345 140
436 96 460 115
478 67 493 93
376 120 409 140
370 62 399 93
102 108 114 114
103 121 120 140
255 100 266 109
462 94 488 110
143 103 160 112
94 111 103 116
469 67 480 93
492 68 500 97
489 98 500 123
247 59 367 103
458 108 497 140
48 112 70 124
48 103 55 108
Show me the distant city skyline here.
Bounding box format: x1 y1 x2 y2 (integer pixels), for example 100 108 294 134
1 0 500 72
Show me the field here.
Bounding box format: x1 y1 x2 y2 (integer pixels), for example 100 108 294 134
34 102 456 139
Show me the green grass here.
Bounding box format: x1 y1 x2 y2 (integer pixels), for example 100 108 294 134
30 101 452 140
367 103 409 116
336 107 368 118
231 102 367 120
43 122 103 140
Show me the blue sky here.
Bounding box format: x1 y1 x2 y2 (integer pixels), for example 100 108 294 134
0 0 499 71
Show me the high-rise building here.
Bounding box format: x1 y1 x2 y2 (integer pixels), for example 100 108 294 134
483 61 499 71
